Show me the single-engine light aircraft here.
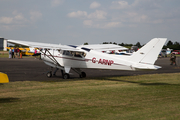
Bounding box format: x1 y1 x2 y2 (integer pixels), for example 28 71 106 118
6 47 40 56
7 38 167 79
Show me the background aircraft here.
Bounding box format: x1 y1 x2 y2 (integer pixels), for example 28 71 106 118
6 47 40 56
7 38 167 79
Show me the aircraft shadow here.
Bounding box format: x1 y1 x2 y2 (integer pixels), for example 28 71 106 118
97 78 180 86
0 97 20 103
41 76 180 87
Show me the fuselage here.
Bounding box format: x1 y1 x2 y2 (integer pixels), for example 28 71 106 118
40 49 148 71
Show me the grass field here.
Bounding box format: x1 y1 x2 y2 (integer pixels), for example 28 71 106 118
0 73 180 120
0 51 36 58
0 51 8 58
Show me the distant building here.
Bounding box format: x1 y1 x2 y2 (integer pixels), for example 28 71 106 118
0 38 7 51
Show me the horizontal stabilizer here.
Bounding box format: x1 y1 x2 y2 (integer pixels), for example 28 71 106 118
132 64 162 70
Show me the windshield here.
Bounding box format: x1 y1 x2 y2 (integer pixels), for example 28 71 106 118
62 50 86 57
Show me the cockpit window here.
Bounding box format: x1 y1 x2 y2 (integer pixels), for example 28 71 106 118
63 51 73 56
62 50 86 57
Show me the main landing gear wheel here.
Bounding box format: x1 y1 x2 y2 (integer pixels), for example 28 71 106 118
63 73 70 79
47 71 52 78
80 72 86 78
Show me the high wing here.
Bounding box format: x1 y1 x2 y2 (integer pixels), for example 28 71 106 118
8 39 128 52
78 44 128 52
7 39 78 51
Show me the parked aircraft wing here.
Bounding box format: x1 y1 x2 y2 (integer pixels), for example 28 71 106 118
7 39 83 52
78 44 128 52
8 39 127 52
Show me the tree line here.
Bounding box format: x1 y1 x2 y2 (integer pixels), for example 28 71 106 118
84 40 180 50
163 40 180 50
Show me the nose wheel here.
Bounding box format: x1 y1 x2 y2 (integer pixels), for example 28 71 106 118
46 71 52 78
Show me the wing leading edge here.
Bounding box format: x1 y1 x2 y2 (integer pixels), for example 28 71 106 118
78 44 128 52
7 39 85 52
8 39 128 52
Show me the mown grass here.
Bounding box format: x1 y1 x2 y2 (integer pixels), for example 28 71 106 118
0 52 8 58
0 51 35 58
0 73 180 120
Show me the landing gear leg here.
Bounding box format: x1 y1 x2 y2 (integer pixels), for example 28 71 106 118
46 67 53 78
61 70 64 76
72 68 86 78
53 68 59 76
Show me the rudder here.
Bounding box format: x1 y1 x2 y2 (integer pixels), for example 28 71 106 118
129 38 167 65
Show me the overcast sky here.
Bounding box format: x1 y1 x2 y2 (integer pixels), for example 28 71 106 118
0 0 180 45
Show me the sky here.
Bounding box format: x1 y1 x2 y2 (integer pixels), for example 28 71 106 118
0 0 180 45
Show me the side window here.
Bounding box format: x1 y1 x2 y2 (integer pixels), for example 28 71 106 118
63 50 73 56
62 50 86 58
74 52 86 58
74 52 82 58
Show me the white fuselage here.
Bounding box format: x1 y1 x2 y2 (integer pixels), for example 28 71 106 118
41 49 158 72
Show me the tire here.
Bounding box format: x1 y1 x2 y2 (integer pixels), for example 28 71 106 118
47 72 52 78
80 72 86 78
63 73 70 79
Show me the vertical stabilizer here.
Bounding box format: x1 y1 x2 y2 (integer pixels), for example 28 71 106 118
129 38 167 65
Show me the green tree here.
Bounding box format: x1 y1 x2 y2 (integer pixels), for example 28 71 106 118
84 42 88 45
167 40 173 46
164 40 180 50
113 42 117 45
135 42 141 48
103 42 109 44
174 41 180 46
119 43 124 46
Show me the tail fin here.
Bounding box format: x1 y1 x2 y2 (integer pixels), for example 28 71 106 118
129 38 167 65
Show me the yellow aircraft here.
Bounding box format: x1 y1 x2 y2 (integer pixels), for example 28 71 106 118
6 47 37 56
0 72 9 83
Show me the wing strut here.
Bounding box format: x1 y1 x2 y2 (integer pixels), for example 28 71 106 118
40 49 61 67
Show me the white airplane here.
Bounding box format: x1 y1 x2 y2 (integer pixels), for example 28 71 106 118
7 38 167 79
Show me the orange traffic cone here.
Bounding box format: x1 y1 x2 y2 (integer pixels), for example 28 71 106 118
20 53 22 58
